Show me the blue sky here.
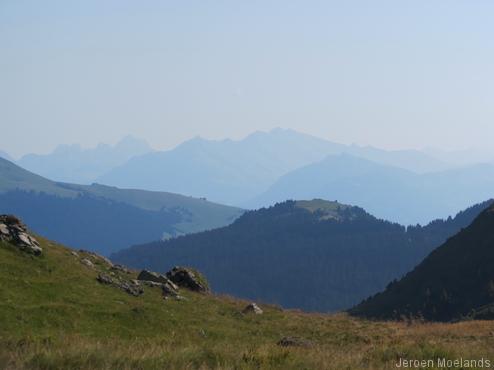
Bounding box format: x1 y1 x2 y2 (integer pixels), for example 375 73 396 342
1 1 494 157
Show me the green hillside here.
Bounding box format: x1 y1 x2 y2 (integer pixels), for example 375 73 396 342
3 223 494 369
0 157 242 255
0 156 74 196
350 204 494 322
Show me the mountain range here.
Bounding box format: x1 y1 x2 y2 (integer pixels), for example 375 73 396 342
111 198 493 312
0 157 242 255
17 136 152 184
351 203 494 322
7 129 494 225
96 129 450 207
251 154 494 225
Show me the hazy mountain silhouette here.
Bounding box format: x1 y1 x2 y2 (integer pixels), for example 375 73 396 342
251 154 494 225
18 136 152 184
0 157 242 255
0 150 12 161
97 129 448 206
351 203 494 322
111 199 492 312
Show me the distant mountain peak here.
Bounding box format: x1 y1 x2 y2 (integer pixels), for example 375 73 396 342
0 150 13 161
17 136 153 184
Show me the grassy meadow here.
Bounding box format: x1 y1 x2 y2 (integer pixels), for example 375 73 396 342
1 238 494 369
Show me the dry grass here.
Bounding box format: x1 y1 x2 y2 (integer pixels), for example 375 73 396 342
2 316 494 369
2 239 494 369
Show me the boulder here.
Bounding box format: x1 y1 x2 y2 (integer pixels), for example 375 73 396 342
166 266 209 293
96 273 143 297
79 250 113 267
0 223 10 236
0 215 42 255
119 280 144 297
142 280 163 288
94 254 113 267
137 270 171 284
111 264 131 274
161 281 180 298
243 303 263 315
137 270 178 290
137 269 179 298
81 258 94 268
97 273 114 285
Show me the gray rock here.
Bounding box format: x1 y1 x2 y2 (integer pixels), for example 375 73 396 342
138 270 178 289
166 266 209 293
16 233 42 255
138 270 168 283
119 280 144 297
79 250 113 267
111 264 131 274
97 273 114 285
96 274 143 296
71 251 79 257
28 245 43 256
0 223 9 236
18 232 34 246
95 254 113 267
137 270 180 298
81 258 94 268
243 303 263 315
161 281 180 298
142 281 163 288
0 215 42 255
141 279 180 298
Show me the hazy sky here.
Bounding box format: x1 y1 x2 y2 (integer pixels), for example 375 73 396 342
1 1 494 157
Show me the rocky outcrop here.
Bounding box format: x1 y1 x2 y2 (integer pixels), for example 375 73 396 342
243 303 263 315
96 273 113 285
81 258 94 268
0 215 42 255
137 269 180 298
79 250 113 267
111 264 131 274
97 273 143 296
166 266 209 293
138 270 170 284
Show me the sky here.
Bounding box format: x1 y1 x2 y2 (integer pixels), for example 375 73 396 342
1 0 494 158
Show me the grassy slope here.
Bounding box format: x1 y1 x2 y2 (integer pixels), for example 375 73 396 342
0 157 243 235
0 159 74 197
295 199 351 214
65 183 243 234
2 238 494 369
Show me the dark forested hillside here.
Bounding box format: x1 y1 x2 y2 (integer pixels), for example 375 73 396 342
0 190 182 255
112 199 493 312
0 158 242 255
350 204 494 322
